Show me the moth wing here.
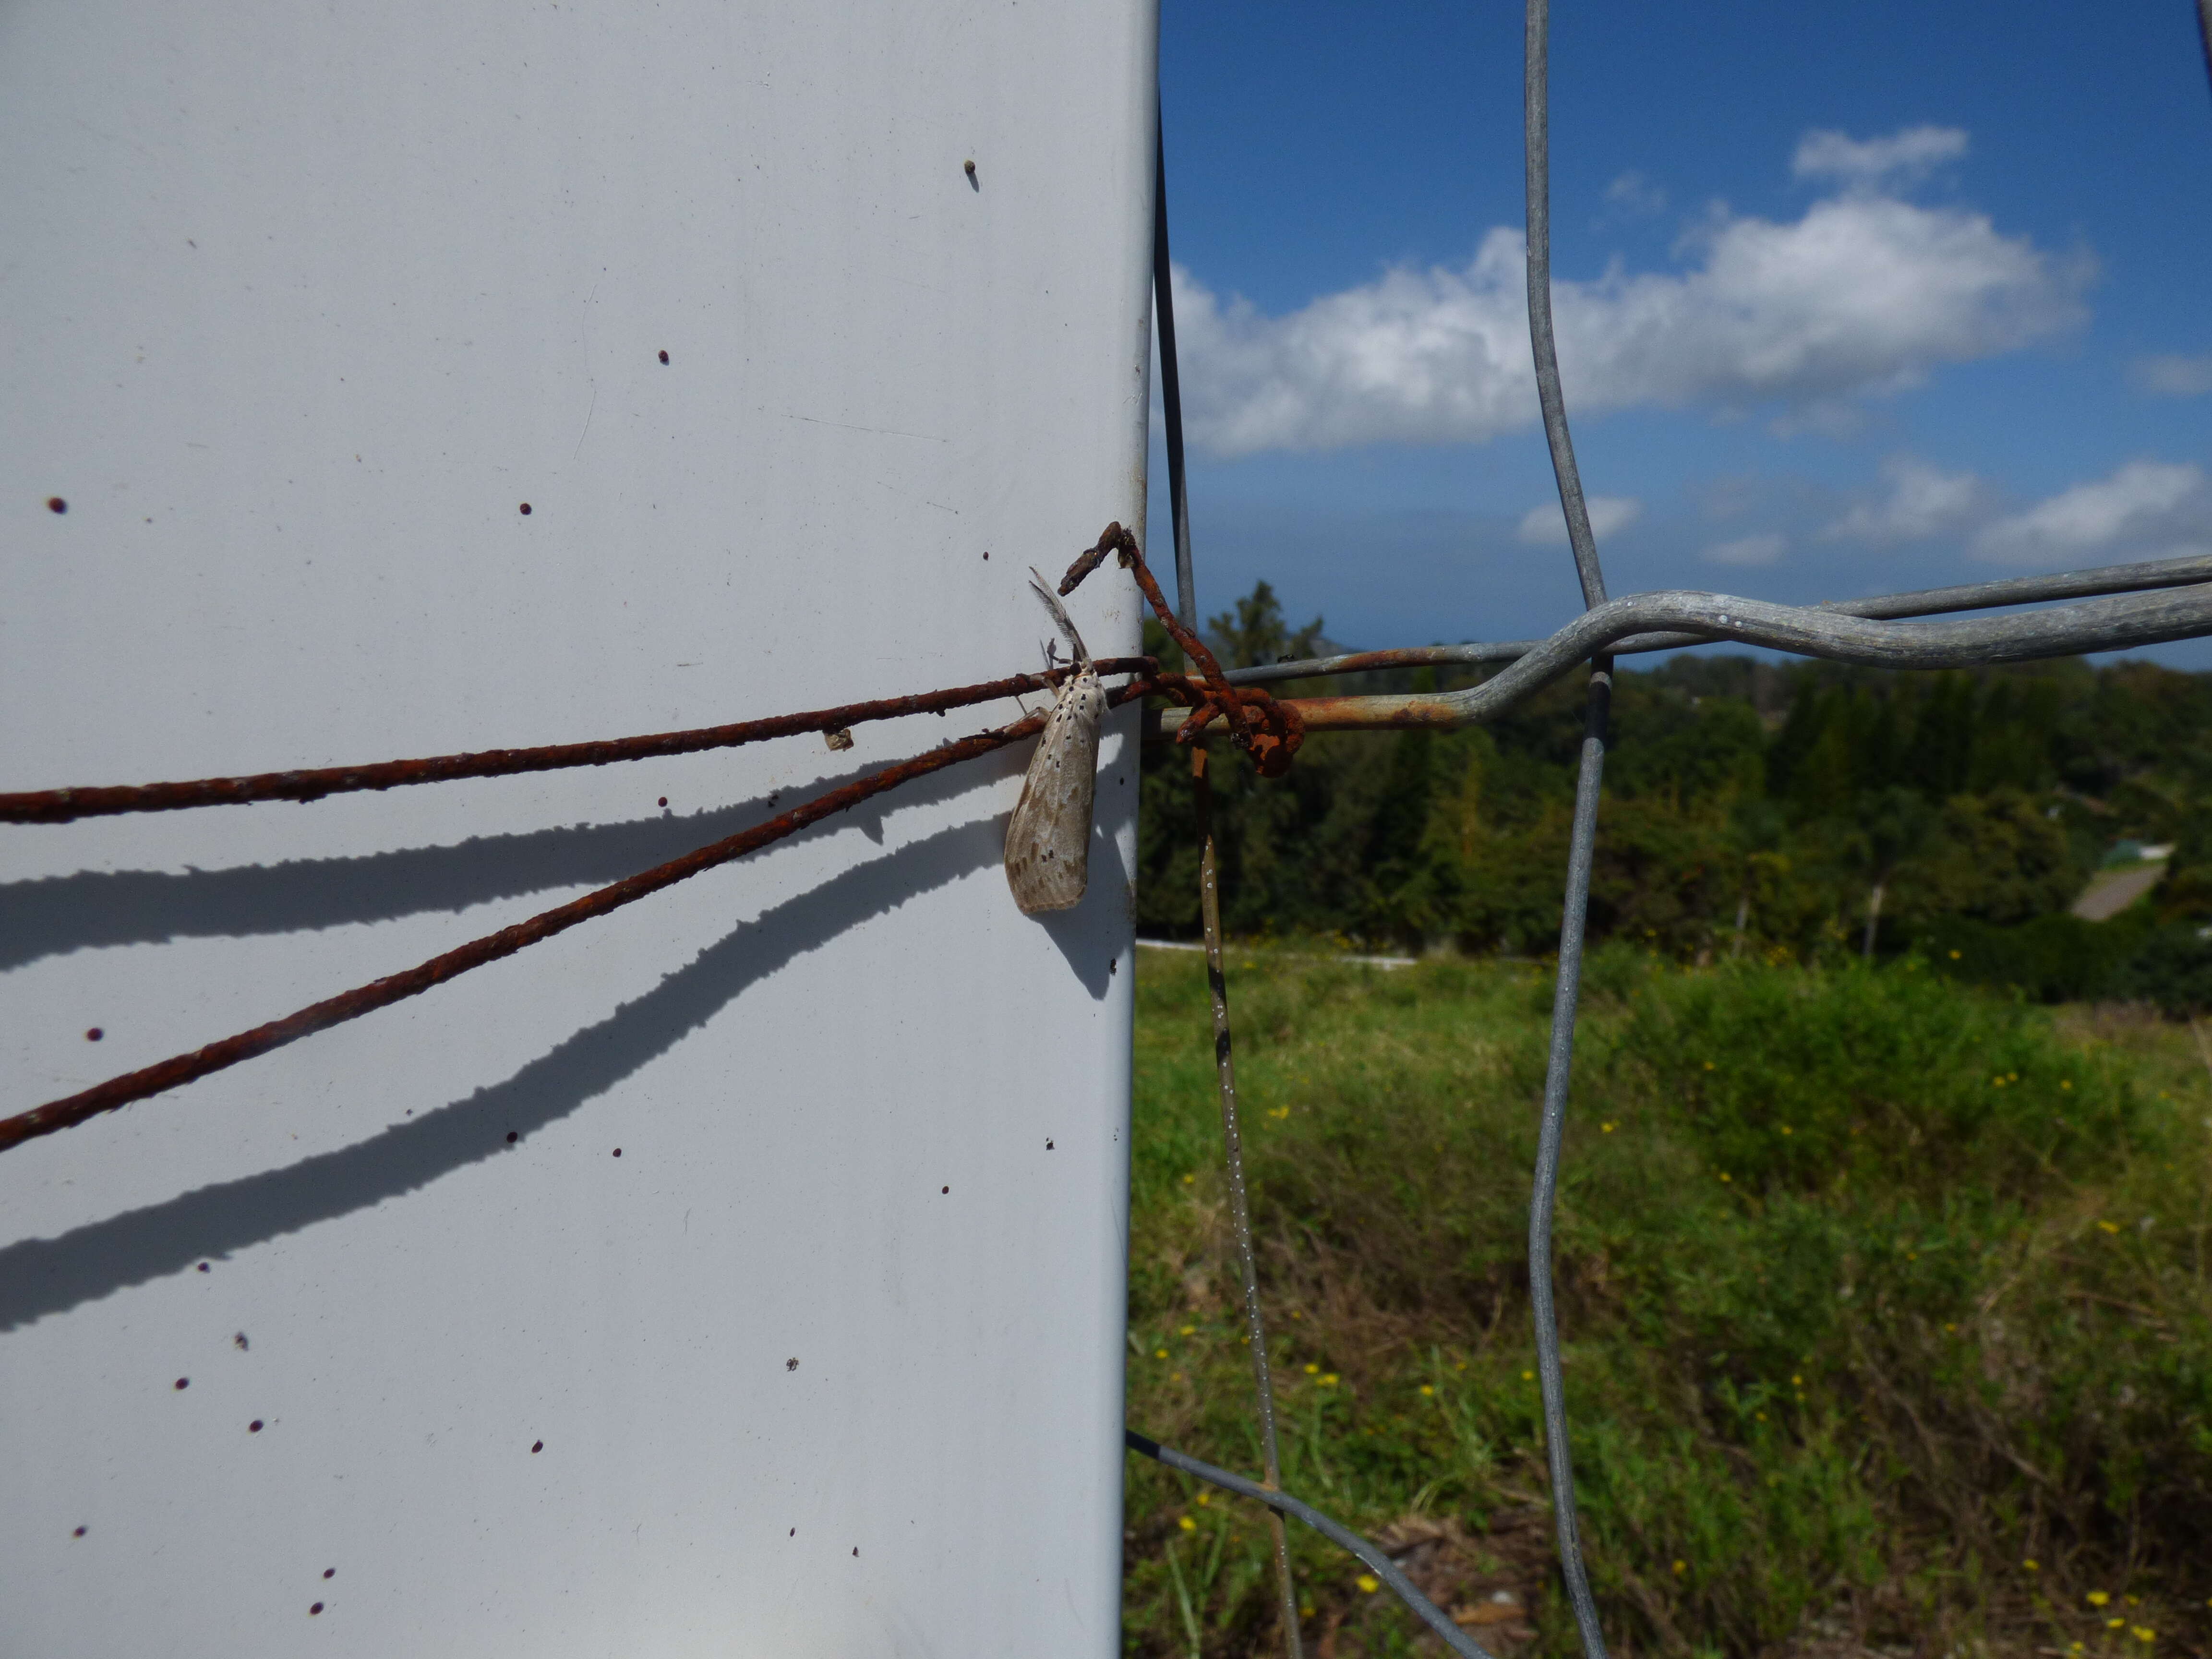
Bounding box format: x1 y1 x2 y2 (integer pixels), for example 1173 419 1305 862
1005 670 1106 915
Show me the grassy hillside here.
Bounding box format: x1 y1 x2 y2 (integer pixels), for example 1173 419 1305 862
1123 947 2212 1658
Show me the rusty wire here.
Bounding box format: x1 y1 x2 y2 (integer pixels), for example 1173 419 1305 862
0 679 1159 1156
0 516 1322 1160
0 661 1151 827
1060 521 1305 778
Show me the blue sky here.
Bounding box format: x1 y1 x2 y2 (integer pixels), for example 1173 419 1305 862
1149 0 2212 665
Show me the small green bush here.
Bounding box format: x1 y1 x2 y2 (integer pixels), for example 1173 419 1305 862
2111 923 2212 1016
1915 911 2152 1003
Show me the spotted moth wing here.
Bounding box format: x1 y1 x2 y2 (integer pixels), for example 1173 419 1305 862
1006 570 1104 915
1005 661 1105 914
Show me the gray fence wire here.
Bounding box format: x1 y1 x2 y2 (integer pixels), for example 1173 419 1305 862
1128 7 2212 1658
1520 1 1614 1649
1128 1431 1499 1659
1216 552 2212 687
1154 114 1307 1659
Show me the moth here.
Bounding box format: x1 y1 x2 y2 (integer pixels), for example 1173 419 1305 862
1005 569 1106 915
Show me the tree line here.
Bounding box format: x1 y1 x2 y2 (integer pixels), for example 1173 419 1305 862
1136 581 2212 1000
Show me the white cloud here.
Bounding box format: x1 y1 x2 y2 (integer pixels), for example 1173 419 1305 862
1703 532 1788 567
1821 456 1988 543
1970 460 2212 566
1169 127 2088 457
1517 495 1643 545
2131 353 2212 397
1791 125 1968 190
1604 170 1667 216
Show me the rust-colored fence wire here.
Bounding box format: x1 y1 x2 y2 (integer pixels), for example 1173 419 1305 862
0 662 1153 826
0 522 1309 1158
8 10 2212 1658
0 702 1073 1154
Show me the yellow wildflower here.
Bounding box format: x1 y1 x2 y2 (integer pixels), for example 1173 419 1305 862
2088 1592 2111 1607
1419 1384 1434 1396
1356 1575 1381 1594
1178 1516 1196 1531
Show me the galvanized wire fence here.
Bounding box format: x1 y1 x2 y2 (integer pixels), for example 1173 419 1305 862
6 6 2211 1653
1133 6 2212 1657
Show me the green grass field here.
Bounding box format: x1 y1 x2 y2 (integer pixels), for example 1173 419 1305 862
1123 947 2212 1659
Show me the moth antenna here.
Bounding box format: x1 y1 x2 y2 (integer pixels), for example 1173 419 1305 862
1028 567 1090 666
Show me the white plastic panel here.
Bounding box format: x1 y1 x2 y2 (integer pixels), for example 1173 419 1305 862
0 2 1155 1653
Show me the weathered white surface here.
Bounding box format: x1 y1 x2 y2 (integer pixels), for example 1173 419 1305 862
0 2 1155 1652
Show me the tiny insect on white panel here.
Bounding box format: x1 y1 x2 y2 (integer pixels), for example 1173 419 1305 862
1006 572 1106 914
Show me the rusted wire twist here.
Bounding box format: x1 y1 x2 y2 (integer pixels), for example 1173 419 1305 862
1061 522 1304 777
